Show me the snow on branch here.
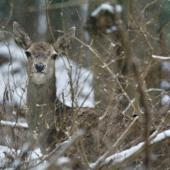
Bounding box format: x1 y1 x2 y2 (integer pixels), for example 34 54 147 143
91 3 122 17
0 120 28 128
152 55 170 62
146 88 165 92
90 116 139 169
92 129 170 169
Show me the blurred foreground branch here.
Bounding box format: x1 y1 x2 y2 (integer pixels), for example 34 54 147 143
93 129 170 169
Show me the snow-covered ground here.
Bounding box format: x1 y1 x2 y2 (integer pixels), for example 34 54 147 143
1 127 170 169
0 39 94 108
0 145 42 168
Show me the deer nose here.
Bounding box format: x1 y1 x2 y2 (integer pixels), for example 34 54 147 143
35 63 45 72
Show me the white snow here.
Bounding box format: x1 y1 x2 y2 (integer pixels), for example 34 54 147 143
91 3 122 17
0 120 28 128
152 54 170 61
146 88 165 92
56 56 94 107
36 103 46 107
160 80 170 105
0 145 15 165
106 143 144 165
150 129 170 144
0 145 42 167
161 62 170 71
56 156 70 166
161 94 170 105
106 26 117 33
160 61 170 105
0 39 94 108
110 43 115 47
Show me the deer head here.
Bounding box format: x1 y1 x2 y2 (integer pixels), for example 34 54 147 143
13 22 76 85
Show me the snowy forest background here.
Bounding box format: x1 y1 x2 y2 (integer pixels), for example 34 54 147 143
1 0 170 169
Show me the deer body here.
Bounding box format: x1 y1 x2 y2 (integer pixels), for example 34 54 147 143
13 22 139 168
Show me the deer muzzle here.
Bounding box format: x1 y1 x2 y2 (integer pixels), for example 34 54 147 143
35 63 46 72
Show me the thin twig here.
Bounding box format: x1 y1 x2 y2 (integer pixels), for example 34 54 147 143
101 128 170 169
90 116 139 169
118 2 151 168
144 0 167 27
74 37 138 116
45 0 59 51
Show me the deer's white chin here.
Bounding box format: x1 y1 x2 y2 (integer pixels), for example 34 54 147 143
31 73 47 85
34 72 45 78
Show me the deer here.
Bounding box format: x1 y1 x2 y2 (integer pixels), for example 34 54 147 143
13 22 140 169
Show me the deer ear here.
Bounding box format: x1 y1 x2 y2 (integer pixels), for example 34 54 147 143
13 22 32 50
56 26 76 52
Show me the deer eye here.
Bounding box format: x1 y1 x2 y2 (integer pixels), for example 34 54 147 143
51 54 58 60
25 51 31 57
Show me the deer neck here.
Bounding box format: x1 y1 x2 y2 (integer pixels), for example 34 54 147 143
26 74 57 130
27 74 56 107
